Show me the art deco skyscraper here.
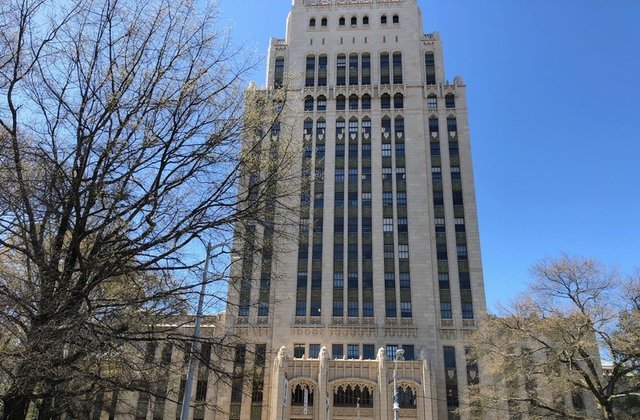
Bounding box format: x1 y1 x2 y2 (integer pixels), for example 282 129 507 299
224 1 488 419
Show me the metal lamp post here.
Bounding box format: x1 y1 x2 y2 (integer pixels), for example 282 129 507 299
180 241 224 420
393 348 405 420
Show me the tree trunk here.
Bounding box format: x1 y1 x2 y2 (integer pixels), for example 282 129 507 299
601 401 616 420
2 394 31 420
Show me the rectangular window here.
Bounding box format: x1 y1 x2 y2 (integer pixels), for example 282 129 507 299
392 52 403 84
429 118 439 133
383 218 394 232
348 300 359 317
312 244 322 260
274 57 285 88
462 303 474 319
298 244 308 260
439 273 450 289
385 301 397 317
314 193 324 208
349 54 359 85
363 344 376 360
347 344 360 359
457 245 468 260
362 244 372 259
449 142 459 157
425 52 436 85
447 117 457 133
335 143 345 158
435 218 445 233
433 191 444 206
348 168 358 182
380 53 390 84
382 167 393 181
396 167 406 180
361 166 371 181
348 272 358 289
382 143 392 157
432 167 442 181
299 218 309 233
334 244 343 260
397 192 407 206
399 272 410 289
386 345 399 361
385 272 395 289
383 192 393 206
333 300 344 316
335 193 344 208
311 271 321 288
437 244 448 260
398 244 409 260
384 244 394 260
397 218 408 232
334 217 344 233
335 168 344 182
318 55 327 86
348 217 358 233
362 144 371 158
361 54 371 85
309 344 321 359
349 192 358 207
305 55 315 87
332 344 344 359
430 142 440 156
400 301 412 318
348 244 358 260
334 272 344 289
363 271 373 289
310 300 321 316
460 272 471 290
297 271 308 288
440 302 453 319
361 192 372 207
336 55 346 86
427 96 437 109
296 300 306 316
403 345 415 361
294 344 305 358
395 143 405 157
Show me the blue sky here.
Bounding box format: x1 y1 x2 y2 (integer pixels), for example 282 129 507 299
217 0 640 311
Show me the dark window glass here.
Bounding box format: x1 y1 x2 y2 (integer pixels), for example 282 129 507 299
381 15 387 24
392 14 399 24
425 52 436 85
381 94 391 109
321 18 327 27
332 344 344 359
385 273 395 289
350 16 357 26
334 243 343 259
447 117 457 132
452 191 464 206
336 54 346 85
349 94 358 110
392 52 403 84
445 94 456 109
459 272 471 290
349 53 358 85
333 300 343 316
294 344 305 358
304 96 314 111
361 53 371 85
305 55 315 87
403 345 415 361
336 95 346 110
441 302 453 319
429 117 439 133
318 55 328 86
363 344 375 360
437 244 448 260
274 57 285 88
462 303 474 319
430 142 440 156
385 301 396 317
339 17 345 26
296 300 306 316
380 53 390 84
362 95 371 110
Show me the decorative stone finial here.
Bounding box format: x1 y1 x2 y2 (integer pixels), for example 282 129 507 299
454 75 465 86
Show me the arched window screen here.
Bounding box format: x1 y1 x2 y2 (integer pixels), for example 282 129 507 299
381 93 391 110
333 385 374 407
336 95 346 111
445 93 456 109
304 96 314 111
291 384 314 406
361 94 371 110
349 94 358 110
394 93 404 109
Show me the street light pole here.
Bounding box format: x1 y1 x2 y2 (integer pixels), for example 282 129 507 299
180 242 213 420
393 348 405 420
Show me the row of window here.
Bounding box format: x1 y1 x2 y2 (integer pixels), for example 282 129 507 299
304 92 406 111
427 93 456 109
309 14 400 28
304 52 403 86
303 116 406 136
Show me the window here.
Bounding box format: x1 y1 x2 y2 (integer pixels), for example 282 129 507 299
396 167 406 180
433 191 444 206
457 245 468 260
427 94 437 109
335 144 345 158
305 55 315 87
296 300 306 316
384 244 394 260
363 344 375 360
363 16 369 25
312 244 322 260
298 244 308 260
383 192 393 206
429 117 439 133
349 53 358 85
395 116 404 134
350 16 357 26
314 192 324 208
397 192 407 206
430 142 440 157
400 302 413 318
310 300 321 316
317 95 327 111
395 143 405 158
347 272 358 289
399 272 410 289
348 300 358 317
394 93 403 109
294 344 305 358
349 118 358 135
333 272 344 289
385 273 395 289
439 273 450 289
361 192 371 206
383 218 394 232
462 303 474 319
392 52 403 84
380 53 390 84
362 94 371 110
434 217 445 233
392 14 399 24
336 54 346 85
381 15 387 24
382 143 392 157
403 345 415 361
348 192 358 207
437 244 448 260
299 218 309 233
386 345 399 361
304 96 314 111
335 193 344 208
348 168 358 182
348 244 358 260
460 272 471 290
309 18 316 27
335 168 344 182
314 217 323 232
348 217 357 233
398 244 409 260
362 144 371 158
432 167 442 181
362 217 372 233
452 191 464 206
361 53 371 85
304 118 313 135
447 117 457 132
336 95 346 110
363 300 374 317
381 93 391 109
274 57 285 88
332 344 344 359
347 344 360 359
397 218 408 232
333 300 343 316
349 94 358 110
440 302 453 319
449 142 459 157
297 271 308 288
334 243 343 259
451 167 461 181
321 17 327 27
316 119 326 137
425 52 436 85
348 143 358 158
385 301 397 317
445 93 455 109
382 167 393 181
382 116 391 134
309 344 321 358
338 17 345 26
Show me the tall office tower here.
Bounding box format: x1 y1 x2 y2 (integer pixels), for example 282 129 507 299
224 1 487 419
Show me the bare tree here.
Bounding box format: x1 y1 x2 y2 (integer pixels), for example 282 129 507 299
470 255 640 419
0 0 298 418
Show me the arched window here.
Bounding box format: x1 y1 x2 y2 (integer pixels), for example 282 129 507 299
363 16 369 25
361 53 371 85
336 118 345 136
336 95 346 111
394 93 404 109
381 116 391 134
362 117 372 134
429 117 439 133
349 94 358 110
274 57 285 88
304 118 313 135
349 53 359 85
309 18 316 27
305 55 316 87
395 116 404 134
447 116 457 133
321 17 328 27
292 384 314 406
334 385 373 407
351 16 357 26
304 96 314 111
427 94 437 109
317 95 327 111
425 52 436 85
336 54 346 86
392 52 403 84
339 16 345 26
381 93 391 110
445 93 456 109
380 52 390 84
361 94 371 110
397 387 416 408
393 14 399 24
381 15 387 24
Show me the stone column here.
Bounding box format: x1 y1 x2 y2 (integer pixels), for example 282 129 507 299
318 346 329 420
376 347 388 420
421 349 436 419
270 346 289 420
